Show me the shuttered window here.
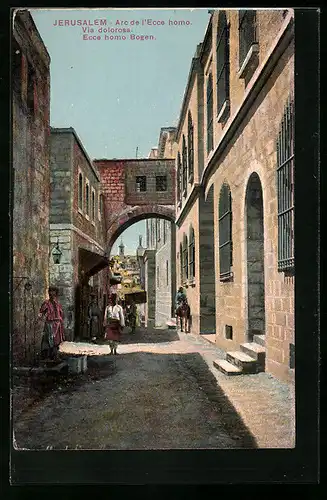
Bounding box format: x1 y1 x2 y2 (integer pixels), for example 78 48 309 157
188 111 194 182
238 10 257 68
207 74 213 153
216 11 230 116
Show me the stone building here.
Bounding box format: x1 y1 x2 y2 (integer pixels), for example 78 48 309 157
12 10 51 365
49 127 108 340
175 9 294 382
145 127 177 327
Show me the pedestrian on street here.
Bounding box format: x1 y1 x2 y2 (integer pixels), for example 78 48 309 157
38 286 65 361
128 300 137 334
103 294 125 355
87 293 102 342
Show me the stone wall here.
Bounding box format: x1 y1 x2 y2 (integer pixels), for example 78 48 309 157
144 250 156 327
155 221 175 327
12 11 51 365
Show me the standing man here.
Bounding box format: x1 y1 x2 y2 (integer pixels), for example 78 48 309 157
103 294 125 355
38 286 65 361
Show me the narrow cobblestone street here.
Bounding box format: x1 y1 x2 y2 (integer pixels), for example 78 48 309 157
13 328 295 450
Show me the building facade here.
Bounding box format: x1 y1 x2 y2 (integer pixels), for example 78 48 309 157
49 127 108 340
175 9 294 382
145 128 177 327
12 10 51 365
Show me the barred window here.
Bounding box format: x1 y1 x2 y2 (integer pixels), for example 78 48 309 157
238 10 257 68
182 135 187 196
183 234 189 282
219 183 233 280
156 175 167 191
207 74 213 153
177 152 182 202
188 111 194 182
277 97 294 272
136 176 147 192
78 172 83 209
216 10 230 115
189 226 195 280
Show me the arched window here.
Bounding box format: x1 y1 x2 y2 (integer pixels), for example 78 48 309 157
183 234 189 282
238 10 257 68
216 10 230 118
182 135 187 196
277 96 294 272
219 183 233 280
179 243 183 286
189 226 195 280
188 111 194 182
207 74 213 153
91 190 95 221
78 172 83 209
85 182 90 216
177 152 182 203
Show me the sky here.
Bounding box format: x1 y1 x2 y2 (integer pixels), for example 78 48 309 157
30 8 210 255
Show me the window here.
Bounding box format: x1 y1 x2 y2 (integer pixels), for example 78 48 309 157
85 181 90 217
238 10 257 68
78 172 83 210
91 189 95 221
182 135 187 196
177 152 182 203
189 226 195 280
188 112 194 182
156 175 167 191
277 97 294 272
183 234 189 282
219 183 233 280
216 10 230 117
166 260 169 286
207 74 213 153
136 176 146 192
225 325 233 340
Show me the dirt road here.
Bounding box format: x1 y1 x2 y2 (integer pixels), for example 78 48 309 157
13 328 294 450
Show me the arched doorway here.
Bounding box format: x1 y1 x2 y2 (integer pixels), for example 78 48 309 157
245 173 265 342
199 184 216 334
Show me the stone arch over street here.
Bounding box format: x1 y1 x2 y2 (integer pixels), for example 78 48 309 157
106 204 175 254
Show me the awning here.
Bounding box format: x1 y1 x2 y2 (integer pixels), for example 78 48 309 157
79 248 109 278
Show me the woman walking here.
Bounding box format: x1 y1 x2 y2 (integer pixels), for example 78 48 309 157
38 286 65 361
87 293 102 341
103 294 125 355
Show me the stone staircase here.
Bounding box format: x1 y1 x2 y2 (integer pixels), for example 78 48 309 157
213 334 266 376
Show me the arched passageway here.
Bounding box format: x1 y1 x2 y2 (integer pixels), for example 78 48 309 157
245 173 265 342
199 185 216 334
106 204 175 255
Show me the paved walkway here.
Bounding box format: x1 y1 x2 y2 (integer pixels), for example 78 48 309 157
13 328 295 450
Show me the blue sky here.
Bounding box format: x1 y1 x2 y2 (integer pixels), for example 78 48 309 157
30 8 210 255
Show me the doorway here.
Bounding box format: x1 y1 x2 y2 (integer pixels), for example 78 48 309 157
245 173 265 342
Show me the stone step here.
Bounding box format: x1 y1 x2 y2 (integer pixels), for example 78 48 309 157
226 351 258 374
240 342 266 370
213 359 243 376
253 334 265 346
